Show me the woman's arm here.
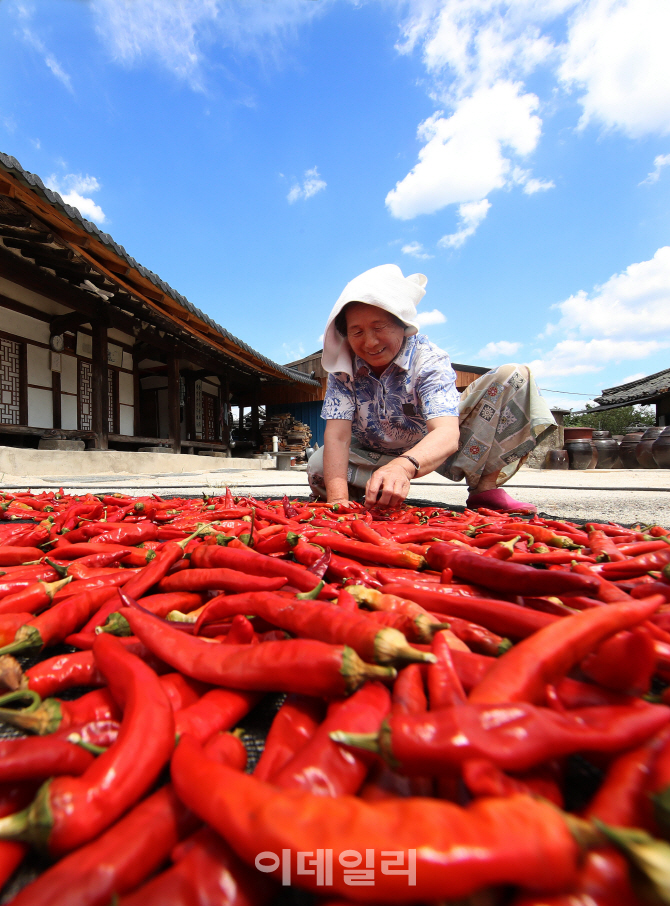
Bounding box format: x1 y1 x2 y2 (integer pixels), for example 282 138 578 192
323 419 353 505
364 416 459 508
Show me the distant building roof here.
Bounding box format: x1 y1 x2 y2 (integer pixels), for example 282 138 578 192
0 151 319 387
592 367 670 410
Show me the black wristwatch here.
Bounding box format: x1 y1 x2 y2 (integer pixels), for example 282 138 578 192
398 454 420 477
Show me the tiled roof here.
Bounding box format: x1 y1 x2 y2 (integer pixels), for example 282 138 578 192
594 367 670 407
0 152 319 386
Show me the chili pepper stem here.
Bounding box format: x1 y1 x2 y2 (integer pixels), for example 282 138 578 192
96 613 132 637
594 819 670 904
0 654 25 690
0 697 61 734
329 730 380 754
374 628 437 665
341 646 396 693
44 558 69 578
652 787 670 840
0 778 53 850
67 732 107 755
296 581 324 600
0 625 43 656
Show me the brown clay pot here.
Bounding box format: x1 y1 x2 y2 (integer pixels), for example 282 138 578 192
565 440 594 470
592 430 611 439
545 449 569 470
564 427 594 441
619 432 644 468
593 436 620 469
652 427 670 468
636 427 664 468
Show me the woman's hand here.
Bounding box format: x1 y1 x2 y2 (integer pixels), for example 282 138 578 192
323 419 353 505
364 457 414 508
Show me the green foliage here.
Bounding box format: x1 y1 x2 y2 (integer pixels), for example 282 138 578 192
564 404 655 435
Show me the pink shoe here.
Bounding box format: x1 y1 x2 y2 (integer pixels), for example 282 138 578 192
466 487 537 514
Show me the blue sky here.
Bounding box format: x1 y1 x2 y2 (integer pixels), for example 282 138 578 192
1 0 669 411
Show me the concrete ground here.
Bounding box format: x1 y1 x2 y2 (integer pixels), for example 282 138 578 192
1 457 668 526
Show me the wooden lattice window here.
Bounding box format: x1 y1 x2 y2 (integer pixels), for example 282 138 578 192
78 360 92 431
0 338 21 425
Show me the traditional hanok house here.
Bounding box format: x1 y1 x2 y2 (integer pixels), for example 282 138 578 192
588 369 670 426
265 350 491 447
0 152 320 455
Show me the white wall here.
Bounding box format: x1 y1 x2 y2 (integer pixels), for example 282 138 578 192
61 394 78 430
61 355 77 394
27 345 52 388
1 309 49 345
119 404 134 436
28 388 53 428
0 276 70 317
118 371 134 405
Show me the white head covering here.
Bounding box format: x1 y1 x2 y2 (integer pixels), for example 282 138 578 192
321 264 427 376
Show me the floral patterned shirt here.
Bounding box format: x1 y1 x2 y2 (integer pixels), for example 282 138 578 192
321 334 460 454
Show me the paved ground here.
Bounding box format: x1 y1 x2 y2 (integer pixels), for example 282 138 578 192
2 464 669 527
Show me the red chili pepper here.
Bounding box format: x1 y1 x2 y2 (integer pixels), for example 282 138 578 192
49 542 136 560
428 629 466 707
580 626 656 696
171 735 581 902
469 594 664 705
157 568 288 595
381 583 557 639
116 825 276 906
0 736 95 783
426 545 601 597
0 576 70 617
618 540 670 556
0 685 119 735
6 783 200 906
135 592 204 619
190 544 338 599
0 634 175 856
174 687 260 743
0 547 44 567
254 694 325 782
601 548 670 579
504 523 582 550
121 601 396 696
273 682 391 796
194 591 434 666
7 636 159 698
308 531 426 570
333 700 670 774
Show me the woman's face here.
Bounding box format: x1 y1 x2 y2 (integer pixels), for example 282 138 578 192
345 302 406 375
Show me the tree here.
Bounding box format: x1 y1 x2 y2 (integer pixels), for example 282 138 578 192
563 404 655 435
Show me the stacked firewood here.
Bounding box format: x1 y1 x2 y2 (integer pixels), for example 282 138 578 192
260 414 312 453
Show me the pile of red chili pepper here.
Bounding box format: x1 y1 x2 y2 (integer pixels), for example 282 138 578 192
0 488 669 903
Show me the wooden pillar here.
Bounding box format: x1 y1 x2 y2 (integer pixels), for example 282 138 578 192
251 395 260 449
167 350 181 455
91 313 109 450
51 367 62 430
184 372 196 442
221 372 230 447
133 351 141 438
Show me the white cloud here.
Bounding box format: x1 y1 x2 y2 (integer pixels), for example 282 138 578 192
16 8 74 93
555 246 670 340
90 0 323 90
415 308 446 327
560 0 670 137
620 372 647 385
528 338 665 379
438 198 490 248
46 173 106 224
640 154 670 186
282 341 305 363
401 241 433 259
287 167 326 204
386 82 541 219
477 340 522 359
529 246 670 378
